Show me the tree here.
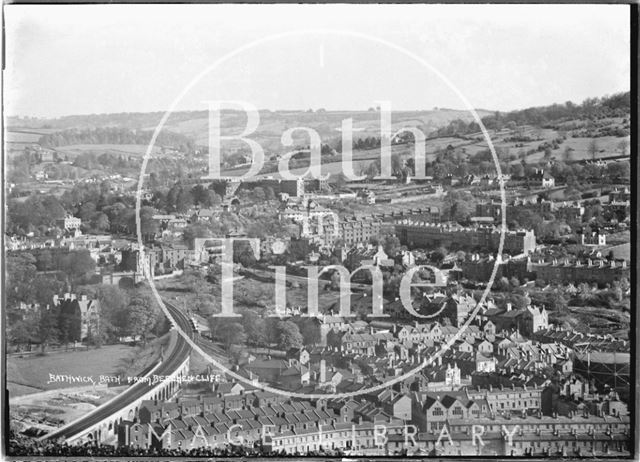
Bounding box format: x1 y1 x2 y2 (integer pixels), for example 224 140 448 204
263 187 276 201
276 320 303 350
512 163 525 178
36 307 60 353
235 246 257 268
181 269 209 296
183 224 214 248
563 146 574 162
496 277 511 292
32 274 67 308
240 310 267 346
61 250 96 280
391 153 404 176
252 187 266 202
136 206 159 241
191 184 209 206
207 191 223 206
545 292 568 313
363 161 380 179
176 189 194 212
220 322 247 351
446 200 470 223
36 250 53 272
127 296 159 346
57 300 82 347
92 212 110 231
79 202 97 223
93 285 130 338
431 247 447 266
587 139 599 161
381 235 401 257
7 194 66 233
293 318 321 346
8 320 33 351
617 139 629 156
330 270 342 290
509 292 531 310
606 161 630 181
209 318 247 351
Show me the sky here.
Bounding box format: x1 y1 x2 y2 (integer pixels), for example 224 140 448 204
3 4 631 118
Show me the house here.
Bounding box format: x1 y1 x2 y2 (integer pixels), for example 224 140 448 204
192 208 217 223
398 250 416 268
445 363 461 387
529 169 555 189
475 339 494 355
482 320 497 337
279 364 310 390
287 347 310 366
440 394 469 421
244 359 289 383
431 293 475 327
383 394 412 421
555 358 573 375
214 381 245 396
490 303 549 336
327 330 377 355
454 339 473 354
326 399 360 422
423 395 448 432
179 400 201 417
138 400 180 424
57 215 82 230
52 293 101 341
559 376 588 400
118 421 171 449
580 231 607 246
475 353 497 373
344 245 395 272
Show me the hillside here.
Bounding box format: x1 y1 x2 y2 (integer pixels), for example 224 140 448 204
5 93 630 186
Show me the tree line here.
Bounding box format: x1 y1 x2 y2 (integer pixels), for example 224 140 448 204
433 92 630 137
39 127 195 152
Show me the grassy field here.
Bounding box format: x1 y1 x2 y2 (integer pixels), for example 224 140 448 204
222 143 440 179
164 109 492 148
462 124 629 164
6 340 165 397
562 135 630 159
5 131 43 143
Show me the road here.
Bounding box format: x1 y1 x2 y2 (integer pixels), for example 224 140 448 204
41 301 193 442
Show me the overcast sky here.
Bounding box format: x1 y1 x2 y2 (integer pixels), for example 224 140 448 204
4 4 631 118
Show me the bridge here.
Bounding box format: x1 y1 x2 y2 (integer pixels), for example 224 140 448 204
40 300 193 445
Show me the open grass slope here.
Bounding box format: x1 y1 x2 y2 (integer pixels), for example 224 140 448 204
6 336 169 397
